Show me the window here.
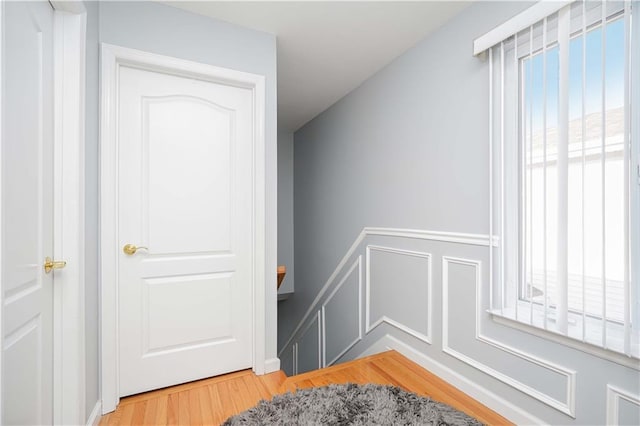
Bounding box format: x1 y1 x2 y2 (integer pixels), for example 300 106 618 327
480 1 638 359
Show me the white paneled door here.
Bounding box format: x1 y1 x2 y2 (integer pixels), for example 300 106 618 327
117 65 254 396
1 1 55 424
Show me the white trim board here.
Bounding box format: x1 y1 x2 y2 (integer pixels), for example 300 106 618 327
606 384 640 426
441 256 577 418
278 227 492 358
0 2 5 421
356 334 545 426
53 9 88 425
99 43 267 413
365 245 432 345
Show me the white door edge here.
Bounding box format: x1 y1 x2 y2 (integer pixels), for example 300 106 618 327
52 6 87 425
0 1 87 424
99 43 267 414
0 1 5 421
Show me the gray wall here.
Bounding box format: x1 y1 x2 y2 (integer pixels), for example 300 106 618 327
279 1 640 424
84 2 278 420
278 131 294 295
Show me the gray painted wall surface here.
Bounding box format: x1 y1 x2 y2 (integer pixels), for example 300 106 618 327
280 1 640 424
278 131 294 295
84 2 278 419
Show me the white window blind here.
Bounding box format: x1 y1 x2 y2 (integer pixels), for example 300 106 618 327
484 0 638 359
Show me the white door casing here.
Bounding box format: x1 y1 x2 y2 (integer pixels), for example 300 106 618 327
1 1 54 424
100 44 267 412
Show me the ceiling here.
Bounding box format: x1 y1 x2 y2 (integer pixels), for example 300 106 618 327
163 1 470 131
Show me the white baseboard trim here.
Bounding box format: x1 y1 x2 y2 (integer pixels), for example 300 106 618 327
87 401 102 426
264 357 281 374
357 334 544 426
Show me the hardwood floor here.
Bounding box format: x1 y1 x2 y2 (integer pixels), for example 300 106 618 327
99 350 512 425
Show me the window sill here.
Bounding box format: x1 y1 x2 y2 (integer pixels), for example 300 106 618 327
489 306 640 371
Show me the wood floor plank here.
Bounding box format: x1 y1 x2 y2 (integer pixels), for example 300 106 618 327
99 350 512 426
130 400 147 425
215 381 238 421
253 376 274 401
177 390 191 425
154 395 168 426
241 374 263 402
258 370 286 395
207 383 226 425
197 386 215 425
166 393 179 426
117 403 135 426
119 370 252 406
141 397 158 425
188 388 202 425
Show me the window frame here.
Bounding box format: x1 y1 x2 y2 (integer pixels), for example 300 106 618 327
485 1 640 369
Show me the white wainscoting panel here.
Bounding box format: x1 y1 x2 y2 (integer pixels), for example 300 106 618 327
607 385 640 426
322 257 362 367
442 256 576 417
366 245 432 344
278 227 492 359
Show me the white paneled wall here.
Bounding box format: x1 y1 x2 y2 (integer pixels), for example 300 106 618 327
278 227 640 425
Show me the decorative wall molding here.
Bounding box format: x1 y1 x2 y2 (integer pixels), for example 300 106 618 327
365 245 432 345
442 256 577 417
606 385 640 426
278 226 487 357
321 257 363 367
364 228 496 247
356 334 545 426
292 344 298 375
295 311 322 373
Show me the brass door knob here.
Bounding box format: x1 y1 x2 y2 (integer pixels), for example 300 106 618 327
44 257 66 274
123 244 148 256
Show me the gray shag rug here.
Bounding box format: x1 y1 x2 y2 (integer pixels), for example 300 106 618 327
223 383 483 425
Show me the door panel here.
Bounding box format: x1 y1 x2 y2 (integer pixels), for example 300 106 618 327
118 65 254 396
1 1 54 424
145 96 232 254
143 273 233 353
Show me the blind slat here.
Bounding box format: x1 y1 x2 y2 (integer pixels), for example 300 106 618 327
622 0 631 356
557 6 570 334
600 0 607 348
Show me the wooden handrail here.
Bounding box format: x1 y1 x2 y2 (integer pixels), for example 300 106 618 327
277 265 287 289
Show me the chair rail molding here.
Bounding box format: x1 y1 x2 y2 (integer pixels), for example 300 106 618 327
442 256 577 418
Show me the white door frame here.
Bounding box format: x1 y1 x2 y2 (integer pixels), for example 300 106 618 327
51 2 88 424
0 1 87 424
99 43 267 413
